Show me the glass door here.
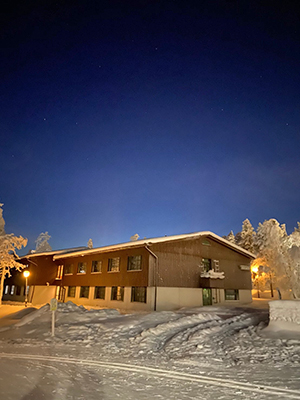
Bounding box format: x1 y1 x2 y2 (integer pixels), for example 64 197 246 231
202 288 212 306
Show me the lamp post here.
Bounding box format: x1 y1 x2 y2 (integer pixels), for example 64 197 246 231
23 270 30 307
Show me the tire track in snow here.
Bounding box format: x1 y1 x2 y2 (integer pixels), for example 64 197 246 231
1 353 300 399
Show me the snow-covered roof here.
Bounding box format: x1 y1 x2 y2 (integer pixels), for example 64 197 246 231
21 247 88 259
53 232 255 260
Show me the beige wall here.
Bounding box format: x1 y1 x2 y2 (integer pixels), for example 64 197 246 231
219 289 252 304
156 287 203 311
64 286 154 311
31 286 56 306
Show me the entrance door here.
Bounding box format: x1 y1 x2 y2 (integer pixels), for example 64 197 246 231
202 288 212 306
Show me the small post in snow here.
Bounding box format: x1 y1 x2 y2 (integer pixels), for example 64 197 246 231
50 298 58 337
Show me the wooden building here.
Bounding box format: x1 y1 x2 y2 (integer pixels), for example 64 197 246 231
2 232 254 311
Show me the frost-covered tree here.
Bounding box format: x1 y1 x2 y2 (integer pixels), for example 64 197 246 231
0 204 27 305
238 219 255 253
87 238 93 249
0 204 5 236
225 231 235 244
253 219 297 297
130 234 139 242
35 232 52 252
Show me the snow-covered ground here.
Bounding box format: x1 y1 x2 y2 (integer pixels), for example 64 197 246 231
0 301 300 399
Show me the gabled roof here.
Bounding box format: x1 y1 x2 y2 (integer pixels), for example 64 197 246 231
53 232 255 260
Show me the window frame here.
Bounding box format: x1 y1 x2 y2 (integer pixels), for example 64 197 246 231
80 286 90 299
108 257 120 273
225 289 239 301
202 258 212 273
127 255 142 271
91 260 102 274
94 286 106 300
67 286 76 298
131 286 147 303
56 265 63 280
64 263 74 275
77 262 87 274
111 286 124 301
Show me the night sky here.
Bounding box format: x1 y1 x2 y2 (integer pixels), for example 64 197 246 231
1 1 300 252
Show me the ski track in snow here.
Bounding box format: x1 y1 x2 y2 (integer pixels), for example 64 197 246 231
1 352 300 399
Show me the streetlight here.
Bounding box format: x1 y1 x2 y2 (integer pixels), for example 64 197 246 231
23 270 30 307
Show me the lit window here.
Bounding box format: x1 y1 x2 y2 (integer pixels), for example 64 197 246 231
111 286 124 301
10 285 15 295
80 286 90 298
92 260 102 273
131 287 147 303
77 262 87 274
65 264 74 275
225 289 239 300
127 255 142 271
68 286 76 298
108 257 120 272
94 286 105 299
56 265 63 279
4 285 9 295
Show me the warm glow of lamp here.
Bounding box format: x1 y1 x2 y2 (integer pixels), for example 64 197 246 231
23 270 30 278
251 265 258 274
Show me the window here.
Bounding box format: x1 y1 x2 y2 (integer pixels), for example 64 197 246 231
111 286 124 301
16 286 21 296
92 260 102 273
10 285 15 295
202 240 211 246
131 287 147 303
108 257 120 272
225 289 239 300
77 262 87 274
80 286 90 298
94 286 105 299
127 255 142 271
4 285 9 295
56 265 63 279
65 264 74 275
202 258 212 272
68 286 76 298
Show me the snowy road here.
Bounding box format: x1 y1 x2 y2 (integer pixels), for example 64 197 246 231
0 302 300 399
1 352 300 399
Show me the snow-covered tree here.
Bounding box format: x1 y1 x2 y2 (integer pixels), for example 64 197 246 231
130 234 139 242
237 219 255 253
253 219 296 297
0 204 5 236
87 238 93 249
35 232 52 252
225 231 235 244
0 204 27 305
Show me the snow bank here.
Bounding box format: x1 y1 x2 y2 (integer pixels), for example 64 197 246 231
15 301 119 326
266 300 300 333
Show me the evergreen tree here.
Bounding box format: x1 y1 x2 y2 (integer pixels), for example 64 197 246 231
238 219 255 253
35 232 52 252
225 231 235 244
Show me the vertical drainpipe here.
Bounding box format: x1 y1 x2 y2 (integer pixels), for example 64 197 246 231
145 246 158 311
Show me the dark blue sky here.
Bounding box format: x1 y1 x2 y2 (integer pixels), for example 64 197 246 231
1 1 300 251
